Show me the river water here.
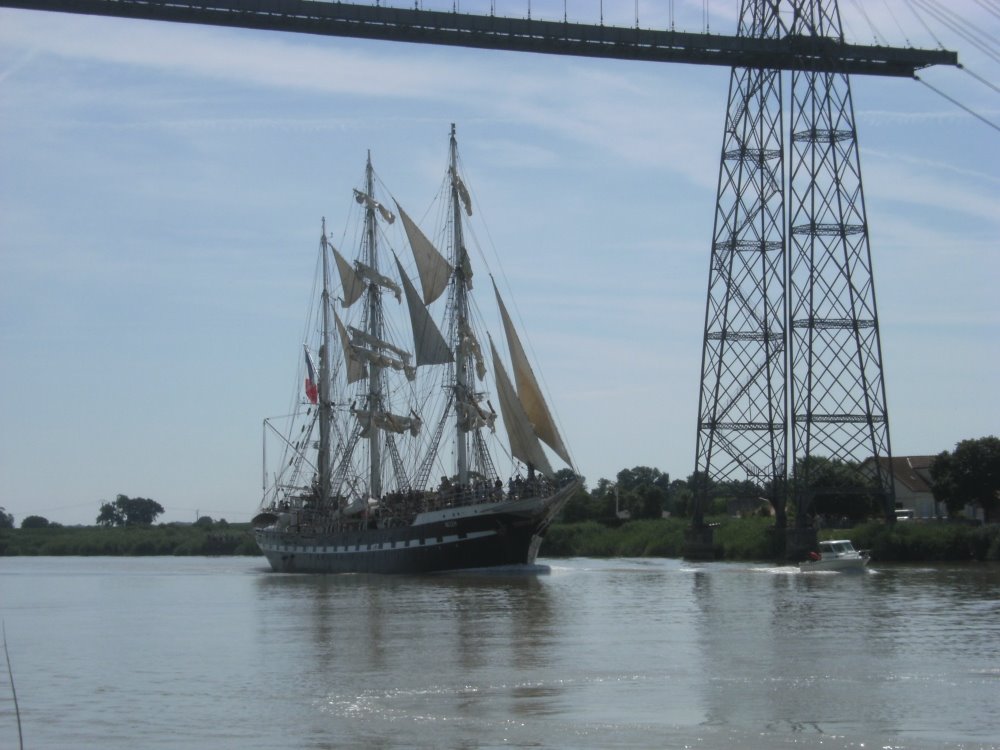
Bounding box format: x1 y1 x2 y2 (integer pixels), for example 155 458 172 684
1 556 997 749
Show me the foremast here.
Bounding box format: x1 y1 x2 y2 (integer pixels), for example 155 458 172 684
362 152 385 499
329 151 427 510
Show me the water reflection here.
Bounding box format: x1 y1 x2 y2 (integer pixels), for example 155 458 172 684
252 567 559 738
5 557 999 749
690 561 1000 746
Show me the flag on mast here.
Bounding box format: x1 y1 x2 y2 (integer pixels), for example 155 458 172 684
304 346 318 405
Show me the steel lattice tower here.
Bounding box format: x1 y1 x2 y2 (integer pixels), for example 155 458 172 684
693 0 895 546
786 0 894 528
693 0 788 530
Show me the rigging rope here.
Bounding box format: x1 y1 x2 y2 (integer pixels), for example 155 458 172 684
929 0 1000 49
915 75 1000 134
881 0 912 46
973 0 1000 24
903 0 945 48
961 64 1000 96
848 0 890 45
909 0 1000 64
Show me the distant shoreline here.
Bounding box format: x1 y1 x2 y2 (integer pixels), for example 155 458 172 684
0 523 259 557
2 517 998 562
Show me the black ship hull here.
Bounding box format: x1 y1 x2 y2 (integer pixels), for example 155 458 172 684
255 484 575 574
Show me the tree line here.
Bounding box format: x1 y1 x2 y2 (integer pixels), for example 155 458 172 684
556 435 1000 526
1 436 996 530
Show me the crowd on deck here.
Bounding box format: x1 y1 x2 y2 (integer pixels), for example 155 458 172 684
267 468 562 532
374 472 555 524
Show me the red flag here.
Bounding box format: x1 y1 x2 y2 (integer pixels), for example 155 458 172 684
304 346 318 405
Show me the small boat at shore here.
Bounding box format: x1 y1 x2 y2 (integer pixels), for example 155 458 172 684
252 125 579 574
799 539 870 573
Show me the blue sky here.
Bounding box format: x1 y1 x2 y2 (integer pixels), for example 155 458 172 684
1 1 997 526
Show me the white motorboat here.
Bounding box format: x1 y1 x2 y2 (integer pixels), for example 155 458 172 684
799 539 870 573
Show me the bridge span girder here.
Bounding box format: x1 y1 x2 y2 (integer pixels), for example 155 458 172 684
0 0 957 77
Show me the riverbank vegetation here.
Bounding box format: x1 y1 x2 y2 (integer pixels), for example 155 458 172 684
0 521 258 557
1 515 997 561
543 517 1000 562
2 436 996 561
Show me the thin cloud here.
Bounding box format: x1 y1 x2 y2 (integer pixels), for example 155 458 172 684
1 9 724 183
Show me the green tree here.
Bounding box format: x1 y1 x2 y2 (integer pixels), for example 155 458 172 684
794 457 880 523
616 466 670 493
633 483 667 519
97 501 124 527
667 478 694 517
590 477 618 519
0 507 13 529
553 469 597 523
931 436 1000 523
686 470 725 522
96 495 165 527
612 467 671 519
559 489 598 522
20 515 50 529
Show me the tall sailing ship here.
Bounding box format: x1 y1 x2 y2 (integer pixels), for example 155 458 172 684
252 125 579 574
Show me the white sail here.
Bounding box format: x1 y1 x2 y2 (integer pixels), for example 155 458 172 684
395 255 453 367
335 311 367 384
489 335 553 478
395 201 452 305
333 245 365 308
493 280 572 467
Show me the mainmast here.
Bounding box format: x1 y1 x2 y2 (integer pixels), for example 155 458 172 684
449 124 472 486
318 218 333 507
363 153 384 499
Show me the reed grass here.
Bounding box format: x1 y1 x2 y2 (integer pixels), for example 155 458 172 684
545 517 1000 562
0 523 259 557
2 518 997 561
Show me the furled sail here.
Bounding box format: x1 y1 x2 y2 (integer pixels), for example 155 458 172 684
489 335 553 478
451 166 473 217
459 246 474 289
493 280 572 466
355 260 402 303
351 346 416 381
332 245 365 308
395 201 452 305
458 317 486 380
348 326 411 365
351 405 422 437
335 311 367 384
353 188 395 224
455 385 496 432
395 255 452 367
